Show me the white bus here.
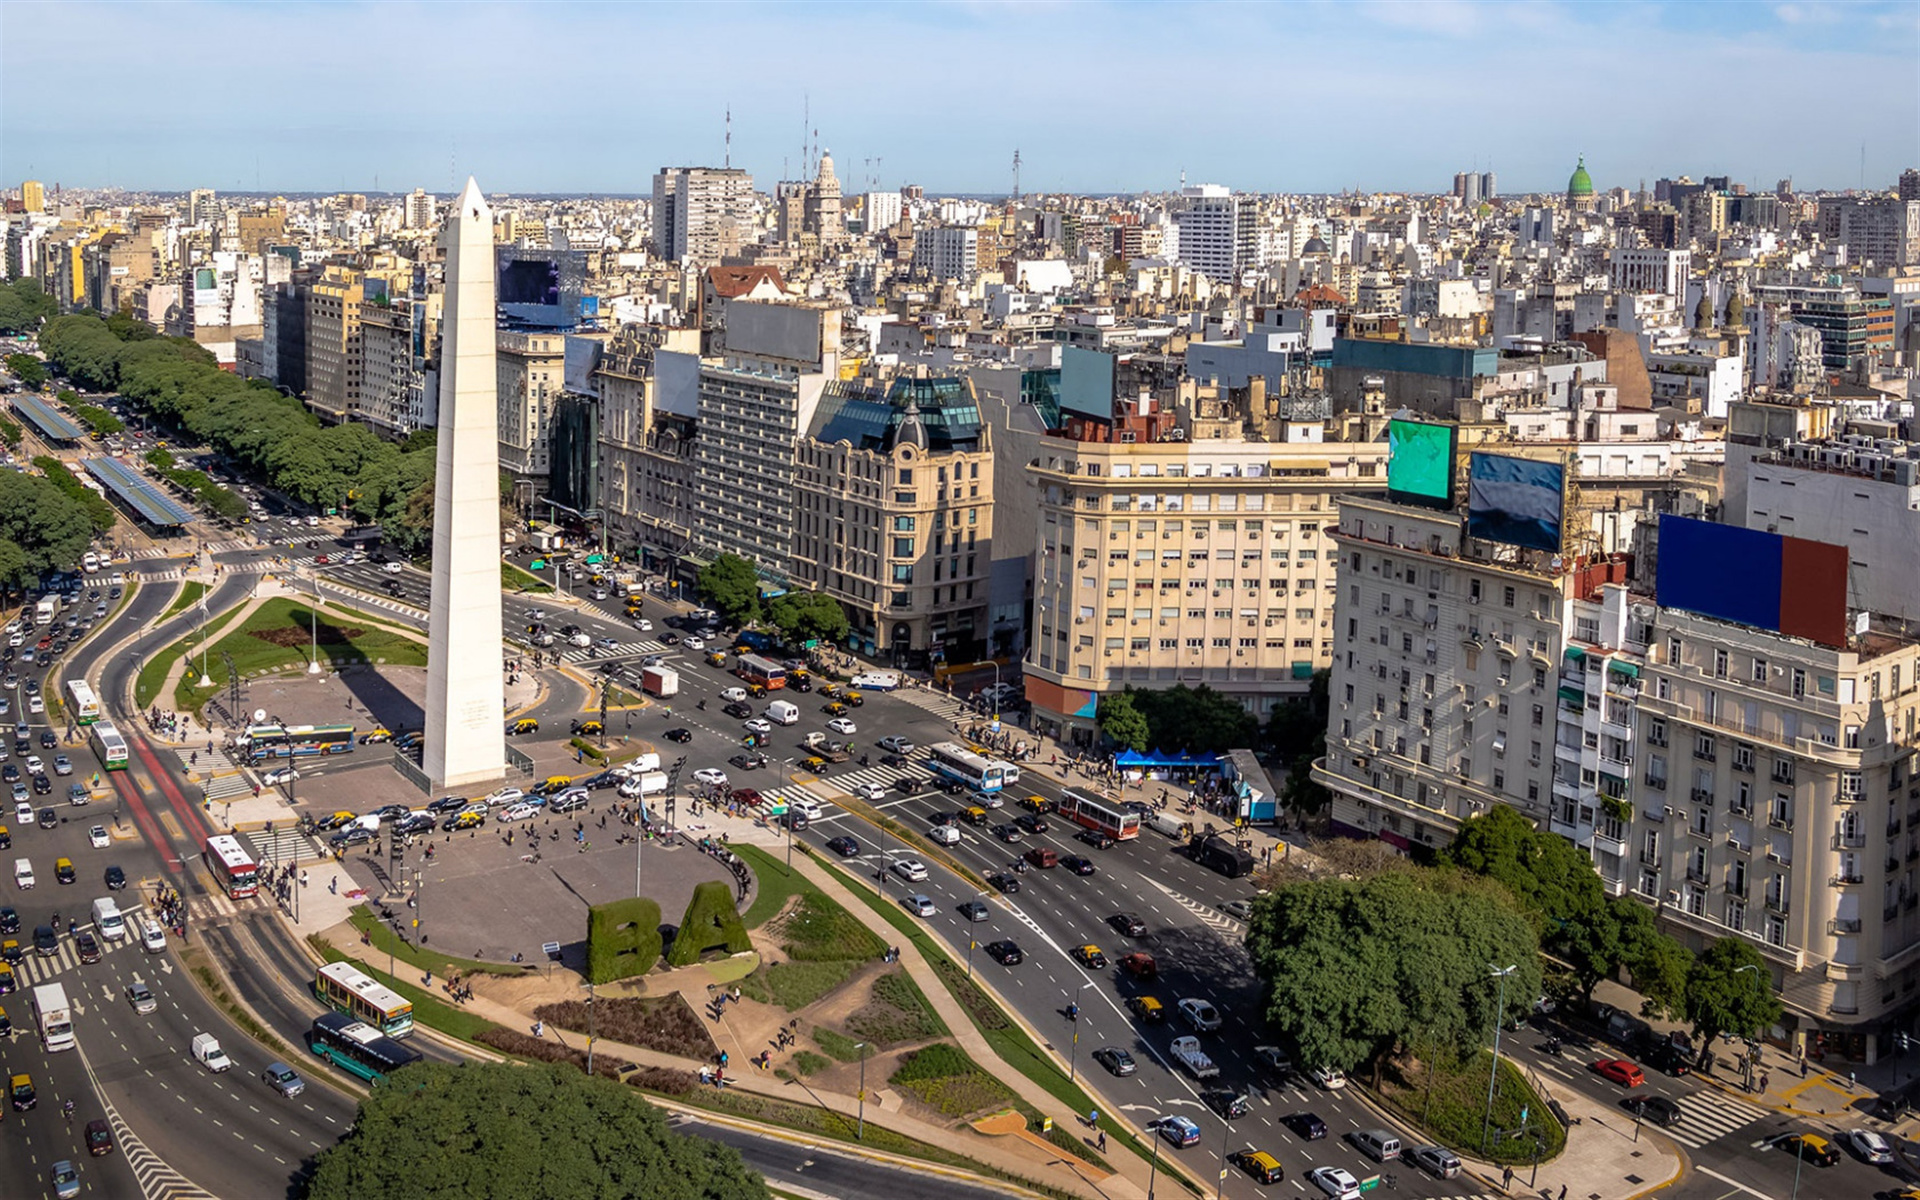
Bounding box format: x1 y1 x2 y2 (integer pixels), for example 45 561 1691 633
926 742 1011 794
314 961 415 1038
90 719 128 772
65 679 100 726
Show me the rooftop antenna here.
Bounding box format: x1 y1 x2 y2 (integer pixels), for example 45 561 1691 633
801 93 809 178
1012 148 1021 203
725 106 732 169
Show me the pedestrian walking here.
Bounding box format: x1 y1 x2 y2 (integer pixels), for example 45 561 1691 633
1502 1165 1514 1192
329 875 338 894
1087 1108 1099 1127
1759 1072 1769 1092
1097 1130 1106 1152
1558 1186 1568 1200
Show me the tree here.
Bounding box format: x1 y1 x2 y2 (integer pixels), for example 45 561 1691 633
0 469 101 570
3 353 45 390
31 456 116 534
1554 894 1657 1006
1683 937 1782 1046
1247 869 1541 1076
304 1061 768 1200
1267 669 1330 815
1124 683 1258 752
0 279 56 334
697 554 761 626
1439 806 1603 930
765 590 848 646
1096 692 1150 753
1629 929 1691 1021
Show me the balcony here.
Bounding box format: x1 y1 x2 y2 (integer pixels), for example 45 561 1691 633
1766 895 1791 915
1725 881 1750 899
1835 832 1868 849
1829 917 1863 935
1644 773 1668 791
1691 788 1715 807
1592 831 1628 858
1768 814 1795 831
1686 864 1710 885
1831 872 1865 886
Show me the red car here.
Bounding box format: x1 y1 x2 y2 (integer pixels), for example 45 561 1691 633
1589 1058 1645 1088
731 788 763 806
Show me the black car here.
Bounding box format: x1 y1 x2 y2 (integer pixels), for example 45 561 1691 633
3 765 19 784
728 754 768 771
1281 1111 1327 1140
0 907 17 935
1092 1046 1137 1077
991 823 1023 843
30 774 49 795
426 795 469 815
1203 1088 1252 1120
722 701 754 719
329 826 375 849
104 865 125 890
826 836 861 858
37 807 55 829
31 926 56 956
664 728 693 743
881 753 910 770
987 872 1021 895
1060 855 1097 876
1075 828 1116 850
894 774 924 794
1642 1041 1693 1077
936 778 969 796
659 632 681 645
1109 911 1147 937
984 939 1023 965
1622 1095 1682 1127
397 813 436 835
580 771 623 790
1014 814 1048 835
75 930 101 963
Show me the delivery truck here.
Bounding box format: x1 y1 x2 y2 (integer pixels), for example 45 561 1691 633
33 982 73 1052
641 665 679 698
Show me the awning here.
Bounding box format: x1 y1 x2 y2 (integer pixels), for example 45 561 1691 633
1558 686 1586 706
1115 749 1225 769
1607 660 1641 678
1564 646 1587 662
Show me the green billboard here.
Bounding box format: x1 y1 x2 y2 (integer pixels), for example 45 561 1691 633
1385 418 1457 510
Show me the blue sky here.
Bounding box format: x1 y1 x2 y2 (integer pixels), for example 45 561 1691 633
3 1 1914 196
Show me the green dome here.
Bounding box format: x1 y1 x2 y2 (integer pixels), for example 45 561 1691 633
1567 157 1594 198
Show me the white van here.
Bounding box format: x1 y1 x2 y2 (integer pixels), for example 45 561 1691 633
191 1032 232 1072
139 915 167 953
91 897 125 941
82 551 99 573
13 857 32 889
765 700 799 726
1349 1129 1401 1162
1146 811 1193 840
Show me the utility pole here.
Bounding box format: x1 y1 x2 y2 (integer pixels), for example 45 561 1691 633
1482 964 1517 1155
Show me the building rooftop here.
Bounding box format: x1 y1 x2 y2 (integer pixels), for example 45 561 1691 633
810 376 982 454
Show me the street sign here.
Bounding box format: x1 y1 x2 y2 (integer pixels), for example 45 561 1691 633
803 639 818 650
530 559 546 570
586 554 603 564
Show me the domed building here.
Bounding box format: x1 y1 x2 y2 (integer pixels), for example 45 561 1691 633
1567 156 1597 212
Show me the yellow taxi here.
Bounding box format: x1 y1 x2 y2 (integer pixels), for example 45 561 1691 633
802 756 829 773
313 811 358 831
821 702 849 717
963 805 990 825
53 857 74 884
540 774 576 792
0 939 18 964
819 683 845 701
787 668 810 684
9 1071 34 1110
1018 795 1051 814
0 964 15 995
845 691 865 707
1228 1148 1285 1185
447 810 485 832
746 684 768 700
1073 944 1108 969
1128 995 1165 1022
508 717 540 735
705 651 727 667
0 823 9 850
359 727 393 744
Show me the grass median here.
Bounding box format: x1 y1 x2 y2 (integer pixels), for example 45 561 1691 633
173 595 427 710
342 905 533 980
159 579 209 622
134 602 248 709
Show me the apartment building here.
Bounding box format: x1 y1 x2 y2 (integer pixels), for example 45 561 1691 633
1746 432 1920 624
594 323 703 571
651 167 754 266
1023 407 1387 748
496 329 567 508
305 267 365 422
1315 493 1575 850
792 375 994 667
916 226 979 285
358 291 439 437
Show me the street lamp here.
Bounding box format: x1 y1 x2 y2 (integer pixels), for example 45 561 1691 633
307 568 323 674
856 1041 869 1140
781 758 798 875
1067 982 1092 1082
1482 963 1518 1155
582 981 597 1076
194 598 213 688
1144 1122 1161 1200
1735 964 1762 1090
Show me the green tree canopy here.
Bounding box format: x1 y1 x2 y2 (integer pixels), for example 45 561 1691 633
1683 937 1782 1045
1122 683 1258 752
1266 669 1330 815
4 353 46 390
1247 868 1542 1075
697 554 761 626
0 280 57 334
0 470 97 584
1096 692 1150 753
1439 806 1603 930
1631 929 1692 1021
765 590 848 646
305 1061 767 1200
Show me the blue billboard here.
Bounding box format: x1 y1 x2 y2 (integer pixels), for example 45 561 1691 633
1465 453 1565 553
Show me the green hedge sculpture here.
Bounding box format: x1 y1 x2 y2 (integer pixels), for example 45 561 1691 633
585 897 663 984
666 881 751 967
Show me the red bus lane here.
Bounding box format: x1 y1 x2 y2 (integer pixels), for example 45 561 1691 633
130 731 217 848
107 764 181 874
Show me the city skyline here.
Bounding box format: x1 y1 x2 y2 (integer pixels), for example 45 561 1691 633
3 0 1915 196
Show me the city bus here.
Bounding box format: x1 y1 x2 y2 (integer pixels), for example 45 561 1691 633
89 720 128 771
235 723 356 762
314 961 415 1038
734 654 787 690
926 742 1011 794
306 1012 423 1084
202 834 260 899
63 679 100 726
1056 790 1143 842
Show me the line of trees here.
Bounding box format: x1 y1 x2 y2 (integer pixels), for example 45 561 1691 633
37 313 440 556
695 553 850 647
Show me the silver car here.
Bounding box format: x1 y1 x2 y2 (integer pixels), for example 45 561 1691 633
263 1062 306 1098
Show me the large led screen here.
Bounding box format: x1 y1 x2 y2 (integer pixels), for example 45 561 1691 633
1465 453 1565 553
1385 418 1456 509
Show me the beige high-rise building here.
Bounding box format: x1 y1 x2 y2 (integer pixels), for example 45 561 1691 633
1023 405 1387 747
595 323 703 568
793 375 993 666
496 330 567 507
20 181 45 214
652 166 754 266
305 267 366 422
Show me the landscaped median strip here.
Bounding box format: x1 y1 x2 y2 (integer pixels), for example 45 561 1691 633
737 841 1206 1196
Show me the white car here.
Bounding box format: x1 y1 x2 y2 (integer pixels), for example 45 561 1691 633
693 768 729 788
1846 1128 1894 1164
852 782 886 802
719 687 747 703
1311 1065 1348 1090
13 800 30 825
928 824 960 846
890 858 929 883
789 797 823 821
632 618 653 632
23 756 41 774
1178 997 1223 1031
262 766 300 786
498 802 540 822
827 717 857 736
877 736 915 754
1307 1167 1361 1200
568 632 592 648
742 718 771 734
27 696 42 715
683 637 706 651
88 825 109 848
484 786 525 808
383 561 404 574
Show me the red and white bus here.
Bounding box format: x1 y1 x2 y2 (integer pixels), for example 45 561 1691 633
1056 791 1142 842
203 834 260 899
735 654 787 690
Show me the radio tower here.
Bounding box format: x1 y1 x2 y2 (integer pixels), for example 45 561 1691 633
724 106 732 169
1012 149 1021 203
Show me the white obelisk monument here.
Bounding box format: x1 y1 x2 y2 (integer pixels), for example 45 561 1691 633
424 178 506 792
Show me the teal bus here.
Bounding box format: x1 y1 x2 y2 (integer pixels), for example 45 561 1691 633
307 1012 422 1083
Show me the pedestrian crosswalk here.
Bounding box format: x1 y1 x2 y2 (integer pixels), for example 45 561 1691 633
890 686 970 720
1143 876 1248 939
1659 1092 1771 1148
247 826 326 867
6 923 149 987
556 640 668 666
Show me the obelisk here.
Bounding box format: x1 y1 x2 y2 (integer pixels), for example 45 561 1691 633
423 178 506 793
